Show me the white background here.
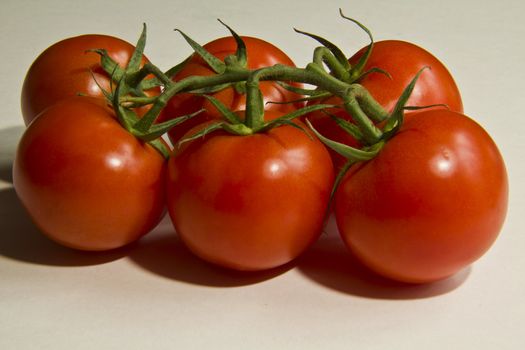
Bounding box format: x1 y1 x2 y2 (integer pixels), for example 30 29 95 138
1 0 524 349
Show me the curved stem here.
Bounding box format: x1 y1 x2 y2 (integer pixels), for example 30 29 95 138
342 93 383 144
348 84 390 122
313 47 350 81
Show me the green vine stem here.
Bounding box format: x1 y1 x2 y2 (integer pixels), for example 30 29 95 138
125 60 390 144
313 46 350 81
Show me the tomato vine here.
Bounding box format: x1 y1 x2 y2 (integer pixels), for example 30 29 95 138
92 10 413 165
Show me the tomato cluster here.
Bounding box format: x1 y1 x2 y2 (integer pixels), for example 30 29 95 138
13 16 508 284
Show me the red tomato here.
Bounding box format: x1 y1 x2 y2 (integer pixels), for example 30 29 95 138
307 40 463 169
158 36 302 144
21 34 156 125
334 110 508 283
166 111 334 271
13 97 166 251
349 40 463 113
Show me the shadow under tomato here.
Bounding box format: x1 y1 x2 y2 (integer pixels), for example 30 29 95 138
296 218 470 300
0 125 25 183
127 222 293 287
0 188 130 266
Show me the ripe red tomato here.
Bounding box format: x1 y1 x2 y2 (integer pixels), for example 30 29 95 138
158 36 302 144
13 97 166 251
307 40 463 169
334 110 508 283
21 34 156 125
349 40 463 114
166 111 334 271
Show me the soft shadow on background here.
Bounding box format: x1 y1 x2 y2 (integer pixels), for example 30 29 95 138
128 220 294 288
296 220 471 300
0 126 24 183
0 188 130 266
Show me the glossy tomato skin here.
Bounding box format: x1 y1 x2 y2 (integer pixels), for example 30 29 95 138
166 113 334 271
334 110 508 283
307 40 463 169
21 34 155 125
349 40 463 114
13 97 166 251
158 36 302 144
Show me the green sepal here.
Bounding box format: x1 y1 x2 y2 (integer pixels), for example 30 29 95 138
217 19 247 67
147 138 171 159
115 105 139 133
88 66 114 102
178 121 226 147
112 74 140 131
222 123 253 136
328 158 355 208
88 48 125 82
232 82 246 95
328 112 364 143
355 67 392 82
132 109 155 134
264 119 312 138
306 119 383 161
293 28 350 70
132 109 204 142
128 23 147 73
383 67 428 138
256 103 336 137
339 10 375 81
175 29 226 74
261 103 336 128
129 64 176 134
200 94 242 124
139 56 192 90
123 71 149 98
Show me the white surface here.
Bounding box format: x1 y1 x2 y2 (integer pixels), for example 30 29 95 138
1 0 524 349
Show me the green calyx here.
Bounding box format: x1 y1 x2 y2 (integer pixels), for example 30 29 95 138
293 9 378 89
91 10 428 166
92 24 203 158
176 92 338 145
306 66 427 165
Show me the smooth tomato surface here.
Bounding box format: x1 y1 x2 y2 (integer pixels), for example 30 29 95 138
13 97 166 251
334 110 508 283
307 40 463 169
349 40 463 114
158 36 302 144
166 112 334 271
21 34 155 125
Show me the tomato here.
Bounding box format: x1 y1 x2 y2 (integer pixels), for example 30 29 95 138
158 36 302 144
21 34 156 125
307 40 463 169
13 97 166 251
334 110 508 283
349 40 463 114
166 111 334 271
